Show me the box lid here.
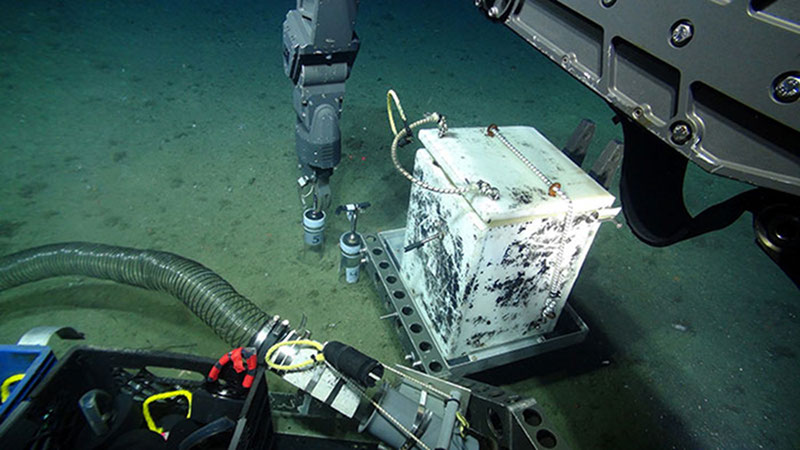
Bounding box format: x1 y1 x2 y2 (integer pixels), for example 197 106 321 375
418 126 616 224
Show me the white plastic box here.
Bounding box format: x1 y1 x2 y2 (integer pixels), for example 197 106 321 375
400 126 619 360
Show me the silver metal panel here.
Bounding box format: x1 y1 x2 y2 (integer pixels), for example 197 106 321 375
488 0 800 194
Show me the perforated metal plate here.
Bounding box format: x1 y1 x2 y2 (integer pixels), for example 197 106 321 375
364 229 589 377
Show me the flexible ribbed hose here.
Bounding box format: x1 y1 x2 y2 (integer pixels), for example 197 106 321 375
0 242 271 348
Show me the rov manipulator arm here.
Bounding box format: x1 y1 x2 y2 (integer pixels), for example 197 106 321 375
283 0 360 247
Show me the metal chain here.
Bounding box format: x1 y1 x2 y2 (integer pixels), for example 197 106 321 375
486 125 573 317
488 124 554 190
382 364 451 400
543 200 574 318
392 114 494 197
369 395 430 450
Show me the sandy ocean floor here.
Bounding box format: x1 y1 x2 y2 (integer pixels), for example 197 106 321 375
1 1 798 448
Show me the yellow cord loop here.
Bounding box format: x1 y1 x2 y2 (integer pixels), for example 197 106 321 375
386 89 408 137
142 389 193 434
265 339 325 372
1 373 25 403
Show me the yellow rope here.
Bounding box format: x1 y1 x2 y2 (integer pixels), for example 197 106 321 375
265 339 325 371
1 373 25 403
386 89 407 136
142 389 193 434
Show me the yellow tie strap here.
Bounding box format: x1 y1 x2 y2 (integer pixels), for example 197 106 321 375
142 389 193 434
455 411 470 438
1 373 25 403
265 339 325 371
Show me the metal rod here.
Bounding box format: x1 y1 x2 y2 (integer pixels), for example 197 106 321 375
404 231 444 253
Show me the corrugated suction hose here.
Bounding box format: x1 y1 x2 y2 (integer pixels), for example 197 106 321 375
0 242 271 348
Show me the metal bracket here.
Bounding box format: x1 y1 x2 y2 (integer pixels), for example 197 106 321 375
17 326 85 347
588 139 623 189
561 118 596 167
453 375 572 449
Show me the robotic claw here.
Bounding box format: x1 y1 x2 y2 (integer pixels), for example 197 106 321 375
283 0 360 248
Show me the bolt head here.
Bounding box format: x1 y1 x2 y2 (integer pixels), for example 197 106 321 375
601 0 617 6
670 21 694 47
773 74 800 103
670 122 692 145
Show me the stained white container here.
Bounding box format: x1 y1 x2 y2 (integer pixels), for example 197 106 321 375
400 126 619 360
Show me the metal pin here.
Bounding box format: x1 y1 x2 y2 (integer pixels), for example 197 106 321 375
600 217 623 229
404 231 444 253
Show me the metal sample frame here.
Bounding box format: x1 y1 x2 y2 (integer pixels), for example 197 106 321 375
364 229 589 378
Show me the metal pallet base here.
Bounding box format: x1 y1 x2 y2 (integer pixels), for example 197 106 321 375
364 229 589 377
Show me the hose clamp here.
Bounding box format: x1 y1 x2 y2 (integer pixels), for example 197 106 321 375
251 315 280 357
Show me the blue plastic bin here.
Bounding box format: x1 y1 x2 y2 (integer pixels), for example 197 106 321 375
0 345 56 423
